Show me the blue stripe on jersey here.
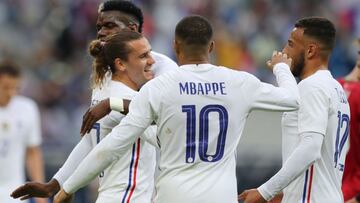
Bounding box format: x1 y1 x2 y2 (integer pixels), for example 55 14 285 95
122 143 136 203
302 169 309 203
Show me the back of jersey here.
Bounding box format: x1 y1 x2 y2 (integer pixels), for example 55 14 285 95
150 64 296 203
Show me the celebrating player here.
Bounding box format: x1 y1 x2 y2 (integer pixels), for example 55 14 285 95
11 0 177 201
53 15 299 203
239 17 350 203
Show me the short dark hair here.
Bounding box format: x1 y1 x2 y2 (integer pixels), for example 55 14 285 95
175 15 213 46
99 0 144 33
0 61 21 77
295 17 336 54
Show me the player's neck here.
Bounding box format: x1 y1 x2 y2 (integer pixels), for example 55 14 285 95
0 98 10 107
178 55 210 66
112 74 139 91
300 59 328 80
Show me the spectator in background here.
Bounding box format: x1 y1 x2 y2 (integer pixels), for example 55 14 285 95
0 61 47 203
347 193 360 203
338 38 360 203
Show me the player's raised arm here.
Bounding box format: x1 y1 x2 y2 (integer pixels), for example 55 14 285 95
244 51 299 111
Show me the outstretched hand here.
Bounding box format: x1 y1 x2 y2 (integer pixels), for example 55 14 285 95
11 179 60 200
238 189 267 203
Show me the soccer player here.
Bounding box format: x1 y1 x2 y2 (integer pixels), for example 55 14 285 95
53 15 299 203
0 61 47 203
13 31 158 203
79 0 178 133
11 0 177 201
338 39 360 202
239 17 350 203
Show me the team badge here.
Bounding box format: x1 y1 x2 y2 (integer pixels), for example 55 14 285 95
1 122 9 133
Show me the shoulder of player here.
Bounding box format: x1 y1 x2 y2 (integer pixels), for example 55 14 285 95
218 67 259 83
151 51 176 65
109 80 137 99
298 76 333 99
12 95 39 111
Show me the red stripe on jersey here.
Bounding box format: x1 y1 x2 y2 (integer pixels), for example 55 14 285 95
307 165 314 203
127 138 141 203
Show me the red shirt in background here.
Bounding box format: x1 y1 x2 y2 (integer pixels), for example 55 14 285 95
338 78 360 201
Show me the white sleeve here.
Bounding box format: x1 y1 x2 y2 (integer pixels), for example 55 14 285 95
26 102 42 146
298 88 329 134
140 125 159 148
63 84 156 194
245 63 299 111
257 132 323 200
52 135 93 186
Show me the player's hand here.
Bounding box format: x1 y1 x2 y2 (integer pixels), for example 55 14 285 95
80 98 111 136
267 51 292 71
11 179 60 200
238 189 266 203
35 197 49 203
267 193 283 203
53 189 73 203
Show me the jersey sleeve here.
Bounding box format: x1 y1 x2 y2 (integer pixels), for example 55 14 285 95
151 52 178 76
244 63 299 111
62 82 158 194
53 135 93 186
298 87 329 135
26 101 42 147
258 132 324 200
140 125 158 148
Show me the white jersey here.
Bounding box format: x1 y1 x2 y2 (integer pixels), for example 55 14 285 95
151 51 178 77
281 70 350 203
63 63 299 203
54 51 177 203
90 81 157 203
0 96 41 203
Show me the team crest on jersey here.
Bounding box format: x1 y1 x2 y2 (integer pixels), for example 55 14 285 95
1 122 9 133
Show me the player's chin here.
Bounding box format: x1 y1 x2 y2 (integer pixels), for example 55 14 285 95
144 70 154 80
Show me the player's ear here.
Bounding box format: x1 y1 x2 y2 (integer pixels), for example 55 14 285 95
209 41 215 53
114 58 126 72
306 43 317 59
173 39 180 55
128 23 138 33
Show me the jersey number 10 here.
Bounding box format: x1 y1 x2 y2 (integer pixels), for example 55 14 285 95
182 104 228 163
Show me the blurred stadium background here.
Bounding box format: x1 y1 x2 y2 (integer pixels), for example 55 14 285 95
0 0 359 202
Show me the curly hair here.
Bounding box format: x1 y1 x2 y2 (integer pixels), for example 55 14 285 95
99 0 144 33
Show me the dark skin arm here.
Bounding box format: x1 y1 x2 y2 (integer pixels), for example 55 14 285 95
11 179 60 200
238 190 283 203
80 98 130 136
